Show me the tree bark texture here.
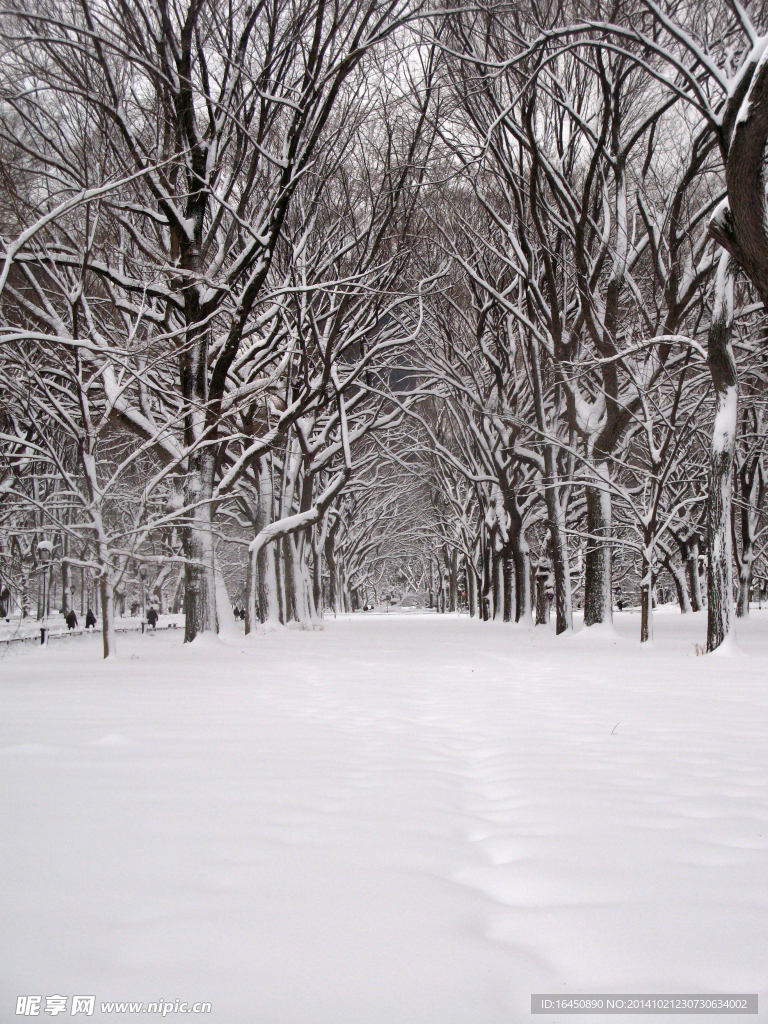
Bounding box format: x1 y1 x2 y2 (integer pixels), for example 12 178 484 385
706 251 737 652
502 550 514 623
583 480 613 627
512 528 532 625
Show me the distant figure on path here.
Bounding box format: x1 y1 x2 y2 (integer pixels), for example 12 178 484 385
65 610 78 630
146 607 159 630
85 608 97 629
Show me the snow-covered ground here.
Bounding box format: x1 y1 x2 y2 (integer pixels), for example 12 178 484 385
1 611 766 1023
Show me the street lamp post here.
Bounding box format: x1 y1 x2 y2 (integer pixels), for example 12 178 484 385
139 564 148 619
37 540 53 641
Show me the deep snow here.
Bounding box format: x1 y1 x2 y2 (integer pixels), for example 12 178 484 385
1 611 766 1023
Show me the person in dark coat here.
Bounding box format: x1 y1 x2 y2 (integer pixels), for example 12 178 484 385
65 609 78 630
146 606 159 629
85 608 97 629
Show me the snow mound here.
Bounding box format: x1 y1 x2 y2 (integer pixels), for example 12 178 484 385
185 631 230 650
89 734 134 747
709 632 740 657
564 620 623 643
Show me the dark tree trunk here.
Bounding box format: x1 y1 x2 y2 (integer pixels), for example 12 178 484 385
502 549 514 623
512 527 532 624
527 335 573 632
182 447 218 642
448 548 458 612
245 487 265 636
687 535 704 612
467 559 478 618
99 574 116 659
711 52 768 308
706 252 737 652
481 538 492 621
492 543 503 619
584 480 612 627
312 535 323 620
549 507 572 635
282 537 298 622
535 561 551 626
60 537 70 614
640 543 654 644
734 437 764 618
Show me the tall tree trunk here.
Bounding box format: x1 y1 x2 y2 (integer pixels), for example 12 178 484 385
492 541 503 619
262 542 280 624
535 560 551 625
467 558 478 618
282 537 297 622
448 548 458 612
257 462 280 625
502 549 514 623
687 535 704 611
325 542 340 614
61 536 70 614
290 535 311 625
246 546 257 634
512 527 532 624
178 162 219 643
312 530 324 620
274 542 286 623
583 477 613 627
501 552 514 622
706 253 737 652
737 558 753 618
548 503 573 635
246 480 265 636
183 448 218 642
99 570 116 659
481 537 492 621
528 336 573 632
640 541 654 643
734 449 762 618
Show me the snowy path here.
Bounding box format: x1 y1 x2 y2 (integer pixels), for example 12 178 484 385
1 613 767 1023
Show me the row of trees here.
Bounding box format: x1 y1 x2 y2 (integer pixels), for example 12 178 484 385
2 0 768 654
389 0 768 647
